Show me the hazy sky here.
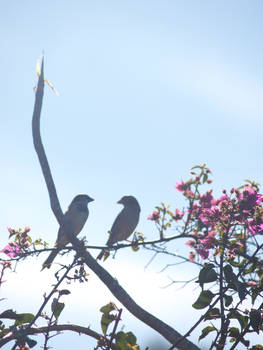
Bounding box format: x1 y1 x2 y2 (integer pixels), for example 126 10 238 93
1 1 263 348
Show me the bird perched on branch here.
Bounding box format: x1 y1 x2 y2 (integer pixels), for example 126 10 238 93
42 194 94 269
97 195 140 260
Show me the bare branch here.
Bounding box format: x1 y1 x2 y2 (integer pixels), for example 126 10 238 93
31 57 200 350
32 56 63 222
0 324 114 348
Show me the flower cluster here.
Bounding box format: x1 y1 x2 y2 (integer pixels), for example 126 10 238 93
1 227 32 258
150 165 263 262
181 180 263 260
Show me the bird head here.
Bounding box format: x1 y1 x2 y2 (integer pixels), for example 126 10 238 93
73 194 94 204
117 196 140 210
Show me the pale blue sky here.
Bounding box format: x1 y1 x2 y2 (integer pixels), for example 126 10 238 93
1 1 263 348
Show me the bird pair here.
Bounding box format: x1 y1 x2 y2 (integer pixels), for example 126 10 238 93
42 194 140 268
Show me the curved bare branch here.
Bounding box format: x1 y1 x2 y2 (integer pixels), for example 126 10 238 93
31 57 200 350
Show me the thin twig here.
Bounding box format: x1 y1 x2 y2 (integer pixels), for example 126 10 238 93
107 308 123 350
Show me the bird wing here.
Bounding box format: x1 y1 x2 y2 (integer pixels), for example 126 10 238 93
107 208 139 246
56 207 89 248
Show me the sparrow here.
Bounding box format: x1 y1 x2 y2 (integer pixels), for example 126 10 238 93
42 194 94 269
97 195 140 260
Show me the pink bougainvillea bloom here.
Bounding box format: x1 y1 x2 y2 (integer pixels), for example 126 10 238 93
189 251 195 262
148 211 160 222
174 181 187 192
199 206 221 226
247 281 258 286
24 226 31 233
186 240 196 248
1 243 21 258
240 187 262 210
196 247 209 260
173 209 184 220
200 230 217 250
199 190 215 208
248 222 263 236
216 195 229 205
7 227 16 235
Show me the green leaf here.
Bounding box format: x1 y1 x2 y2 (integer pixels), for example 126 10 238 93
250 309 261 334
224 294 233 307
204 308 220 320
59 289 71 296
0 310 18 320
228 309 249 330
51 298 65 320
192 290 214 309
101 314 115 336
100 303 115 314
126 332 137 346
26 337 37 348
237 282 247 302
115 331 140 350
224 265 237 284
15 313 35 325
228 327 239 338
198 264 217 285
199 326 216 340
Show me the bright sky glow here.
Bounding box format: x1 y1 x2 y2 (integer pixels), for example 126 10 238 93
1 1 263 348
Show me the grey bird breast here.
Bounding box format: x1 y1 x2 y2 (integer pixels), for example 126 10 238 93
56 206 89 248
108 207 140 245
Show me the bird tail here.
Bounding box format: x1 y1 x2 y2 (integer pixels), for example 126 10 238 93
96 249 105 260
42 249 59 270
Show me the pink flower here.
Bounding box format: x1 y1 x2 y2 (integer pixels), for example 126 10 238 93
1 243 21 258
200 231 217 249
196 247 209 260
199 206 220 226
174 181 187 192
189 251 195 262
247 222 263 236
186 240 196 248
240 187 262 211
247 281 258 286
200 190 216 208
172 209 184 220
148 211 160 222
7 227 16 235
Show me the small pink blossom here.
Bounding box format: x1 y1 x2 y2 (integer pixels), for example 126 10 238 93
247 222 263 236
174 181 187 192
240 187 262 211
186 240 195 248
148 211 160 222
196 247 209 260
7 227 16 235
199 206 220 226
247 281 258 286
172 209 184 220
200 231 217 250
1 243 21 258
189 251 195 262
199 190 216 208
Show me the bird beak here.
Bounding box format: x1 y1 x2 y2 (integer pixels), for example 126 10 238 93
90 198 94 202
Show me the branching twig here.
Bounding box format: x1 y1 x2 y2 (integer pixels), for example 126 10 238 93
0 324 116 349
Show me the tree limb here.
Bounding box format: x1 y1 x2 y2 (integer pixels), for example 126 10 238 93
0 324 113 348
32 57 200 350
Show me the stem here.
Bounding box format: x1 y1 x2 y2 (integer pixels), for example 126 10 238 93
107 308 122 350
